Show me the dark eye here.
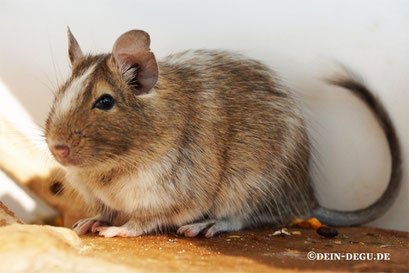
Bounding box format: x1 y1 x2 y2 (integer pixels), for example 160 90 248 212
93 94 115 111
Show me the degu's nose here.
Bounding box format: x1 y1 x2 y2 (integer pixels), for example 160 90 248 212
50 144 70 159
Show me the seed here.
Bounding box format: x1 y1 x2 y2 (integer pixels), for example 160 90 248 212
317 226 338 238
281 228 291 236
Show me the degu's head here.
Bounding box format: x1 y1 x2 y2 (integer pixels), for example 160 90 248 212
45 28 159 167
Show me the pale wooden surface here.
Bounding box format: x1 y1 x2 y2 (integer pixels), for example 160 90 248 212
0 221 408 272
79 226 409 272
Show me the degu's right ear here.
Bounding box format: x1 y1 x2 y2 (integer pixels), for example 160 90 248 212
67 27 84 66
111 30 159 95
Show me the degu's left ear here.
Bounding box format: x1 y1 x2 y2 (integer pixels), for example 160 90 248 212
112 30 158 94
67 27 84 66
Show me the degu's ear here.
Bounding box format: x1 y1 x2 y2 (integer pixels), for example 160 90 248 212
67 27 84 66
112 30 158 94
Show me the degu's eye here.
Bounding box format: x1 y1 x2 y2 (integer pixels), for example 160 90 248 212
92 94 115 111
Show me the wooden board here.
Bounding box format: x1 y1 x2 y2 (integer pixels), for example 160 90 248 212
80 226 408 272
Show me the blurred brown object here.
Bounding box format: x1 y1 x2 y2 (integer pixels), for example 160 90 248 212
25 167 91 227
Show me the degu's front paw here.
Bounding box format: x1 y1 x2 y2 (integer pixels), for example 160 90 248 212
95 225 143 238
72 217 109 235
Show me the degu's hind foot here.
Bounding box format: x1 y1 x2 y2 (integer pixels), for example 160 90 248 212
72 216 110 235
177 218 244 238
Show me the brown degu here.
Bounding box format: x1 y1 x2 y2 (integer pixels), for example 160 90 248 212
45 28 401 237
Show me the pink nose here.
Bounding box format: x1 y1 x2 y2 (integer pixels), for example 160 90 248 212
51 145 70 159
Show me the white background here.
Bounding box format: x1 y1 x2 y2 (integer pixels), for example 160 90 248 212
0 0 407 230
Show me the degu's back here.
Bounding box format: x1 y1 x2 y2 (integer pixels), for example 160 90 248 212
156 49 315 226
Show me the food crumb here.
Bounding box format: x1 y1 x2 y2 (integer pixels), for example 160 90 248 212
281 228 291 236
291 217 324 229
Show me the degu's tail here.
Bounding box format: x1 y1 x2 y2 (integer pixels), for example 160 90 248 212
311 72 402 226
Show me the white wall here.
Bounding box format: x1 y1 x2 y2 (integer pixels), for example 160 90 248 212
0 0 407 230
